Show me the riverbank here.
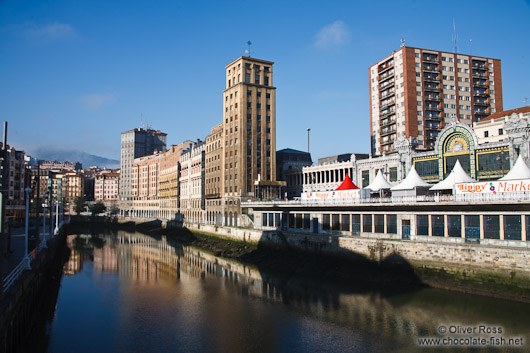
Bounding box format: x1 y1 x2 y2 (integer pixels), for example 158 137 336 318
67 218 424 293
67 217 530 302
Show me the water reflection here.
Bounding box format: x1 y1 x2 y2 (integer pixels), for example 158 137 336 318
50 232 530 353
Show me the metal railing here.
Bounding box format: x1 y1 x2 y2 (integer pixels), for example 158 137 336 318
2 219 69 294
2 258 28 293
242 192 530 207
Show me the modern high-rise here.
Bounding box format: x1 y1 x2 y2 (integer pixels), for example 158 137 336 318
120 128 167 205
221 56 278 225
369 46 503 156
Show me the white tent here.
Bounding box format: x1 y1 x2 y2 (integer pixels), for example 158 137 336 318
391 165 431 197
499 155 530 181
366 170 393 192
430 160 475 191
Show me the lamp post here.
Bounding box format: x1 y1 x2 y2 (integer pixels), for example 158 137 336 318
307 128 311 154
24 187 32 269
50 196 54 237
42 194 47 243
54 200 59 235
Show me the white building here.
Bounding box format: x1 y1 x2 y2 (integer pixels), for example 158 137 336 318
179 140 206 223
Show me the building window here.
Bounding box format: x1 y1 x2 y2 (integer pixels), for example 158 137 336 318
499 128 503 135
361 170 369 188
389 167 397 182
362 214 372 233
484 131 489 138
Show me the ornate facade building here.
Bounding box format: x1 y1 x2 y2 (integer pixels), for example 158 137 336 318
302 109 530 191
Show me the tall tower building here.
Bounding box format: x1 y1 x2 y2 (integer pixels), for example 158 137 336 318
221 56 277 225
369 46 503 156
120 128 167 206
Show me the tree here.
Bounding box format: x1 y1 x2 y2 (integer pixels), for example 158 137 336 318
109 204 120 216
90 200 107 216
74 196 86 215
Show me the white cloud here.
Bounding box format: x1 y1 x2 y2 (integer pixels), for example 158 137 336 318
79 94 116 110
24 22 76 41
314 21 350 49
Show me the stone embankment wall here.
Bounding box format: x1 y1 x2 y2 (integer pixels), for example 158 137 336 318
0 230 67 353
186 223 529 276
184 223 530 300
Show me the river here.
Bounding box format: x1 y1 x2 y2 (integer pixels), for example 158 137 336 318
41 231 530 352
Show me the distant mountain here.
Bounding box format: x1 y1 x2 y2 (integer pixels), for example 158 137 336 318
35 148 120 169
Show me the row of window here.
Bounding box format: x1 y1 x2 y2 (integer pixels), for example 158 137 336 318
263 212 527 241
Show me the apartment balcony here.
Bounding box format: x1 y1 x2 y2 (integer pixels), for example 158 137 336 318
422 56 439 63
379 80 394 91
423 65 439 73
379 108 395 118
474 108 489 115
423 76 440 83
425 124 440 130
425 131 439 139
472 73 488 79
425 105 441 111
380 100 395 109
380 117 396 127
378 61 394 74
378 71 394 82
380 90 395 99
425 114 442 120
473 90 489 97
380 137 395 146
472 63 488 70
424 95 441 101
424 85 441 92
474 100 489 106
473 82 488 89
380 127 396 137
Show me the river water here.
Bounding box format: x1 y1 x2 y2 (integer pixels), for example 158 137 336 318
42 231 530 352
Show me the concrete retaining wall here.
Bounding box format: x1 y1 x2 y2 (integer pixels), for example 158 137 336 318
185 223 530 279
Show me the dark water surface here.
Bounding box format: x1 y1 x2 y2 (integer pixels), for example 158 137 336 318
44 231 530 352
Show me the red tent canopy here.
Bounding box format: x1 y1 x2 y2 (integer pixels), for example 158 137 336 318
335 173 359 190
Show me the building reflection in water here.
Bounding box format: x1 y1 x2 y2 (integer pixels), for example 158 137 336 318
62 232 530 352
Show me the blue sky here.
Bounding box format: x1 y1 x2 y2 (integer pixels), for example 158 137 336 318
1 0 529 163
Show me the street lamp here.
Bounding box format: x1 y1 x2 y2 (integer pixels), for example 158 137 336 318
24 187 32 269
41 193 48 248
307 128 311 154
54 200 59 234
50 196 54 237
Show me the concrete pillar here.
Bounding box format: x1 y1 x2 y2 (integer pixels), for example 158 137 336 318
428 214 432 236
500 215 505 240
444 215 448 237
522 215 527 242
461 214 465 239
371 214 375 233
383 214 387 234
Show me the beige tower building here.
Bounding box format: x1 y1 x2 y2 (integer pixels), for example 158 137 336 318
369 46 503 156
221 56 278 226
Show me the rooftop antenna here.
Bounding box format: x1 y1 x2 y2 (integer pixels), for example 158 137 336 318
525 97 529 106
469 39 472 55
245 41 252 57
452 19 458 53
400 36 405 48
